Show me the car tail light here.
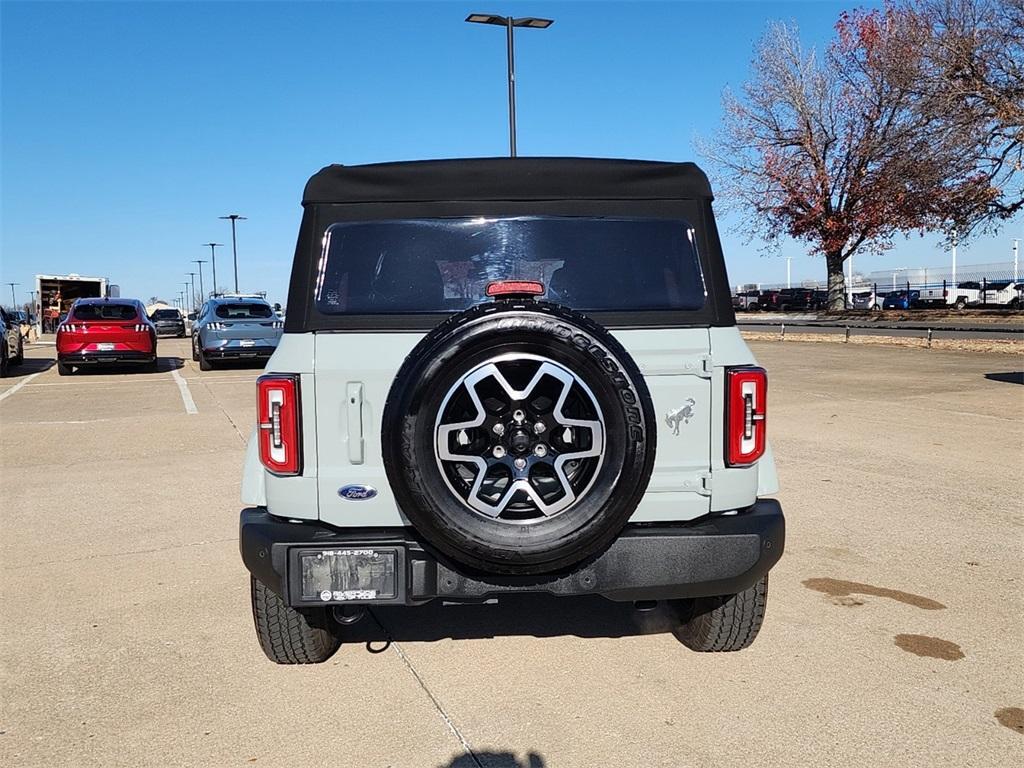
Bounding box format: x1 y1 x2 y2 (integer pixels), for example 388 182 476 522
133 323 148 332
272 320 284 329
257 374 302 475
725 367 767 466
208 321 227 330
485 280 545 297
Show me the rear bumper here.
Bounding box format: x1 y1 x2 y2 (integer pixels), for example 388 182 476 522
239 499 785 606
58 351 155 365
202 338 277 359
154 325 185 336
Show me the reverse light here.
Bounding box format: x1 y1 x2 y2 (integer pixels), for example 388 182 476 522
725 367 767 466
485 280 545 298
257 374 302 475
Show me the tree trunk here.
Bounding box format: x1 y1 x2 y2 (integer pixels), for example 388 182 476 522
825 252 847 312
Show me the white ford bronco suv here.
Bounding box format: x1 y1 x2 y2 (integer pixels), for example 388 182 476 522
239 158 784 663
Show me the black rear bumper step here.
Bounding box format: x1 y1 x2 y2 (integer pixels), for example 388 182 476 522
59 352 155 365
239 500 785 606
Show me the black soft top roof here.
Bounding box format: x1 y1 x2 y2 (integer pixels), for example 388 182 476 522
302 157 713 205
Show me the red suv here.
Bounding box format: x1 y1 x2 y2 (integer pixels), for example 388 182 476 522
56 298 157 376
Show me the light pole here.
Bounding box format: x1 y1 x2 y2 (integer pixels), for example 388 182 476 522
219 214 247 293
6 282 18 309
465 13 553 157
203 244 223 296
183 283 191 313
1013 239 1019 282
193 259 207 300
187 272 197 311
785 256 792 289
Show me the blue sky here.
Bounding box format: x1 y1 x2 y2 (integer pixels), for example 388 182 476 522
2 0 1020 307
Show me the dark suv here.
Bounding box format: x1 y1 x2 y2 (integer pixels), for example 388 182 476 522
238 158 785 663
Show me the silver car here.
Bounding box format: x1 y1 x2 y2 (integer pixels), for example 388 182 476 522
191 297 283 371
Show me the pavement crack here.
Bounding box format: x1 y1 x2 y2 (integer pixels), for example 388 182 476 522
367 610 483 767
197 376 247 444
3 537 237 571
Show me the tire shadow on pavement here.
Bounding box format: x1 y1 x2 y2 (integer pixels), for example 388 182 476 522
442 751 546 768
346 593 682 645
2 357 53 378
984 371 1023 385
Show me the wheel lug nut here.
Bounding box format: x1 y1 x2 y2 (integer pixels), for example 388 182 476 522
492 423 505 436
533 421 546 434
492 445 506 459
514 457 527 470
534 444 548 457
513 409 526 424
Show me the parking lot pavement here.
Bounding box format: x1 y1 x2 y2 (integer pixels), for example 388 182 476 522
2 338 1021 767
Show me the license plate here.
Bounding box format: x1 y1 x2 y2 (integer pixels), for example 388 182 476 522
239 339 256 347
298 548 399 602
97 343 115 351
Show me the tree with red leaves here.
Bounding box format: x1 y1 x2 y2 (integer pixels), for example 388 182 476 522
704 1 1021 310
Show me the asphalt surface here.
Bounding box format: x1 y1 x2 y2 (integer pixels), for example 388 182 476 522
1 338 1021 767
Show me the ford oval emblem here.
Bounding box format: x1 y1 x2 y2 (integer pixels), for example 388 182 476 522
338 484 377 501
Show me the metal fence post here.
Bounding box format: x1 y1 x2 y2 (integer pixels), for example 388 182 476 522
781 323 785 341
927 328 933 348
982 277 987 307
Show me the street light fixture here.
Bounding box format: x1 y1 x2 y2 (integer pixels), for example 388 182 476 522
219 214 247 293
193 260 207 301
202 244 223 296
465 13 554 157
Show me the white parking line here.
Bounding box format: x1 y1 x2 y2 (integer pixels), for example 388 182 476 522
170 367 198 414
0 370 47 403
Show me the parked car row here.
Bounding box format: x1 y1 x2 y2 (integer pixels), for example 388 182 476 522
736 281 1023 312
52 295 283 376
732 287 829 312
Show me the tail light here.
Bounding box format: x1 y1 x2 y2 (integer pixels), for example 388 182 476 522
257 374 302 475
486 280 545 297
208 321 227 330
725 367 767 466
272 320 284 329
133 323 148 332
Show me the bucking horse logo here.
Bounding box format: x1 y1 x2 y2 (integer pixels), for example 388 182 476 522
665 399 696 435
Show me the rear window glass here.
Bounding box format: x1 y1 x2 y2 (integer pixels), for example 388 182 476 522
214 302 273 319
315 216 707 315
151 309 181 319
72 303 138 321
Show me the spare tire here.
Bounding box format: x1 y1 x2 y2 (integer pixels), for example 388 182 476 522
382 300 656 575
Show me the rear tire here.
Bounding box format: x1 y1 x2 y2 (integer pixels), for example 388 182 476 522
57 361 73 376
672 575 768 652
0 348 7 378
198 346 213 371
250 576 340 664
954 298 967 310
